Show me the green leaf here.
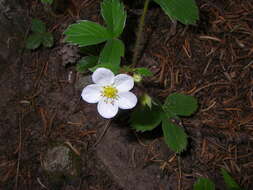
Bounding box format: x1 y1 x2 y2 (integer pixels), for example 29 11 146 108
76 56 99 73
193 178 215 190
163 93 198 117
64 20 112 47
101 0 127 37
41 0 53 4
42 32 54 48
134 67 153 77
26 33 43 50
154 0 199 25
99 38 124 72
221 168 244 190
131 105 163 132
162 116 187 153
31 19 46 33
89 63 120 74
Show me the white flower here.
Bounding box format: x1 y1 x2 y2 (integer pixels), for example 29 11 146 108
81 68 138 119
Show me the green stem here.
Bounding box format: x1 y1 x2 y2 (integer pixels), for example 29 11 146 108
132 0 150 67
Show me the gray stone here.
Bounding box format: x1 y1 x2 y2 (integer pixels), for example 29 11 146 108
41 145 81 188
42 144 81 178
43 145 72 173
58 44 80 66
96 124 171 190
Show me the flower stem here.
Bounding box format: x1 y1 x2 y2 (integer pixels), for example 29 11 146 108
132 0 150 67
92 119 112 148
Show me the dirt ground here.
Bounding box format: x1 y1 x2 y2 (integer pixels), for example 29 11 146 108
0 0 253 189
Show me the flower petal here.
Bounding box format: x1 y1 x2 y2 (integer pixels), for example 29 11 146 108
114 74 134 92
92 68 114 85
97 99 119 119
118 92 137 110
81 84 102 103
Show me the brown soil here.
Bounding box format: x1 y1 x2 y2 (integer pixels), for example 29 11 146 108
1 0 253 189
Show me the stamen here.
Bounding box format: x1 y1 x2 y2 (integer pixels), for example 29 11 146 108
101 86 118 99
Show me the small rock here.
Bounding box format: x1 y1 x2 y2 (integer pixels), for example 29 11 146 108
58 44 80 66
42 144 81 188
43 145 72 173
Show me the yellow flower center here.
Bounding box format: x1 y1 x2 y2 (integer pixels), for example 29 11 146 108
102 86 118 99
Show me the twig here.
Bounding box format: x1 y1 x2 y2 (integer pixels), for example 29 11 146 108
65 141 81 156
37 177 49 190
191 82 229 95
15 112 22 190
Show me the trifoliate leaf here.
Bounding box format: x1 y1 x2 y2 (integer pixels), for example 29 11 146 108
42 32 54 48
76 56 98 73
101 0 127 37
154 0 199 25
41 0 53 4
163 93 198 117
131 105 163 132
193 178 215 190
64 20 112 47
162 116 187 153
89 63 120 74
99 38 124 73
134 67 153 77
31 19 46 33
221 168 244 190
26 33 43 50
